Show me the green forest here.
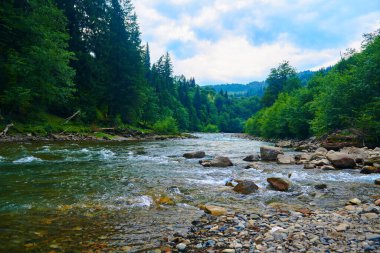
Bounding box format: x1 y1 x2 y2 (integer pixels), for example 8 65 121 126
0 0 379 143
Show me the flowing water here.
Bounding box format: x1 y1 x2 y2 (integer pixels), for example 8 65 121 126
0 133 379 252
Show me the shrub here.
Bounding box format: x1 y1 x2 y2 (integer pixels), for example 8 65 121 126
152 116 179 134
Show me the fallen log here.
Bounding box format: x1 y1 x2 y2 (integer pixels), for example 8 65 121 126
0 123 14 136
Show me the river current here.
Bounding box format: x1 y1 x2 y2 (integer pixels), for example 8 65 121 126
0 133 378 252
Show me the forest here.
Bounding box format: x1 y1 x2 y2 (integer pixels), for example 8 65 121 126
0 0 261 135
245 31 380 145
0 0 379 143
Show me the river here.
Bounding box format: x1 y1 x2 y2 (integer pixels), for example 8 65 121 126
0 133 378 252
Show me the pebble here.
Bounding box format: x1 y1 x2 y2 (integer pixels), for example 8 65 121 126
176 243 186 251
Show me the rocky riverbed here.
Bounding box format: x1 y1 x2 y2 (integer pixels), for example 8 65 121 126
162 201 380 253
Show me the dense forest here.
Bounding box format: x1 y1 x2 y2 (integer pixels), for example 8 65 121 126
0 0 260 134
245 30 380 144
0 0 379 142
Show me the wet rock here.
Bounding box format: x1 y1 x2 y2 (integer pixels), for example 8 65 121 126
315 184 327 190
303 163 316 169
200 205 227 216
267 178 291 191
156 196 175 205
245 162 260 169
243 154 260 162
276 154 295 165
326 151 356 168
200 156 233 167
321 165 335 170
360 166 380 174
375 178 380 185
348 198 362 205
233 180 259 194
183 151 205 159
260 146 284 161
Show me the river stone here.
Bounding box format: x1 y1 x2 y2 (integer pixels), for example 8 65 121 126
183 151 205 159
276 154 295 165
375 179 380 185
276 140 292 148
267 178 291 191
326 151 356 168
200 156 233 167
349 198 362 205
375 199 380 206
335 223 350 232
360 166 380 174
303 163 316 169
201 205 227 216
233 180 259 194
315 147 328 156
243 154 260 162
176 243 187 251
260 146 284 161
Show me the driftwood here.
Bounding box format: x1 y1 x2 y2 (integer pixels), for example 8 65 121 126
64 110 80 124
0 123 14 136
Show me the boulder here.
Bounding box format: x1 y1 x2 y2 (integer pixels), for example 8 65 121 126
200 205 227 216
303 163 316 169
183 151 206 159
326 151 356 168
233 180 259 194
276 140 292 148
360 166 380 174
375 179 380 185
295 153 311 164
321 129 364 150
314 147 328 156
245 162 260 170
321 165 336 170
311 159 331 167
315 184 327 190
243 154 260 162
260 146 284 161
348 198 361 205
267 178 291 191
276 154 295 165
200 156 233 167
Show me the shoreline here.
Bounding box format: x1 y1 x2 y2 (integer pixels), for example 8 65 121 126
0 132 197 143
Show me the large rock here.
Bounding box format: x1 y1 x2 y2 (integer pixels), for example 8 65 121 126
321 129 364 150
360 166 380 174
267 178 291 191
183 151 206 159
276 140 292 148
243 154 260 162
200 205 227 216
233 180 259 194
260 146 284 161
200 156 233 167
276 154 295 165
375 179 380 185
326 151 356 169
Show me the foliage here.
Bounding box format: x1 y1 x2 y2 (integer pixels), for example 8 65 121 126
246 30 380 145
152 117 179 135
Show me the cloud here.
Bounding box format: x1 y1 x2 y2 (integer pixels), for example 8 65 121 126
133 0 380 84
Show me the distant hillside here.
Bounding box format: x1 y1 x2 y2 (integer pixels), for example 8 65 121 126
205 70 322 97
204 81 266 97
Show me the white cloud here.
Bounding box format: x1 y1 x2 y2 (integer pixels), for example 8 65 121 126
173 35 339 84
133 0 380 84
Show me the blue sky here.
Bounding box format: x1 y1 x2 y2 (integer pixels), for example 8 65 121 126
134 0 380 85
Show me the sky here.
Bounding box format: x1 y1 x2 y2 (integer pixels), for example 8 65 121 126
133 0 380 85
